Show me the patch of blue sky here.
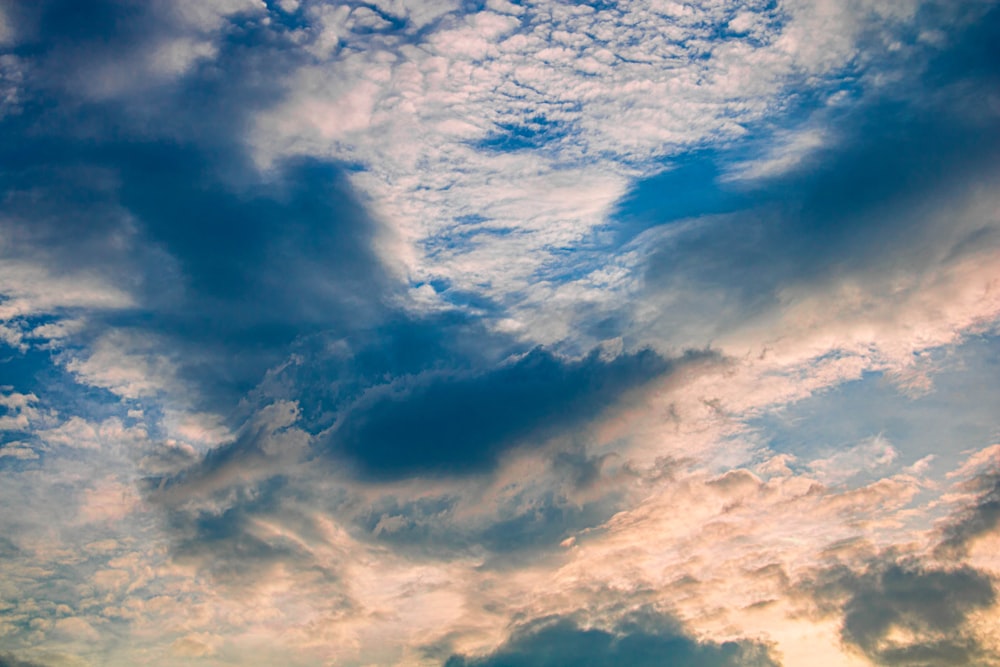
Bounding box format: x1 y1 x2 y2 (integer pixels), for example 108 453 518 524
606 73 864 237
747 333 1000 484
921 5 1000 85
261 0 310 28
430 285 507 315
450 288 508 313
2 347 138 423
473 115 573 154
0 349 139 471
610 148 750 245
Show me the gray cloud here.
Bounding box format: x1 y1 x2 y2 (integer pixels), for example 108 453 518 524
937 470 1000 558
0 0 395 416
328 347 689 479
442 611 780 667
0 655 50 667
803 556 997 666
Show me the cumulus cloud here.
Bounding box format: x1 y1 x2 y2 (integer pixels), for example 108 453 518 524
803 556 998 666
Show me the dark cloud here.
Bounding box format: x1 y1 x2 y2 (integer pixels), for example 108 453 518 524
143 347 690 573
0 0 396 413
156 473 350 596
633 6 1000 339
803 557 996 666
0 654 50 667
354 478 620 564
0 142 388 412
236 311 519 433
3 0 267 102
937 470 1000 558
328 347 688 479
442 613 780 667
169 499 306 583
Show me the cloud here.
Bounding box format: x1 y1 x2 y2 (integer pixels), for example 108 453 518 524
250 0 983 313
138 346 693 576
0 391 42 431
806 434 899 484
165 487 322 585
329 347 684 479
2 1 1000 665
0 655 50 667
145 400 311 507
803 556 997 666
1 137 390 413
633 101 1000 358
6 0 264 100
76 476 141 524
0 0 401 416
443 612 780 667
938 470 1000 559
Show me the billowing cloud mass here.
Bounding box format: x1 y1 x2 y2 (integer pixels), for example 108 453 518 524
1 0 999 665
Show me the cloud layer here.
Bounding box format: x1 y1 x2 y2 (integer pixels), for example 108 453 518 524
1 1 999 665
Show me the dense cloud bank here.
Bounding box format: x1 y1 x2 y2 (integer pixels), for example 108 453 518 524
444 613 781 667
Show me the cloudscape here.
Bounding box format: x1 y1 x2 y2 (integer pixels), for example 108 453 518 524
1 1 999 665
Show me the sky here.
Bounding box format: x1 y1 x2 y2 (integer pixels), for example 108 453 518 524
1 0 999 665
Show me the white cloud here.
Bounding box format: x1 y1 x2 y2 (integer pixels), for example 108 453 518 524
148 37 218 77
65 330 179 400
0 442 39 460
47 0 265 100
0 259 134 321
170 632 222 657
807 434 899 484
0 54 24 119
37 416 148 452
77 476 142 524
0 391 44 432
160 410 232 449
168 0 266 33
948 444 1000 480
725 127 828 181
253 0 950 312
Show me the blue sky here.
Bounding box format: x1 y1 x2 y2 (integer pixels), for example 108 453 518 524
1 1 999 665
